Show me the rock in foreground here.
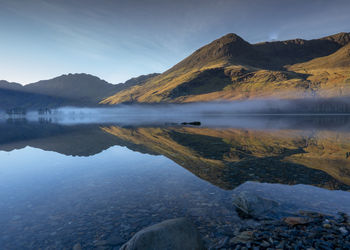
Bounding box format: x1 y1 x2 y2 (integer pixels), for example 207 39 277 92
120 218 205 250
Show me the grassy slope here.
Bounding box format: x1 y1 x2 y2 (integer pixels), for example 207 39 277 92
102 32 350 104
287 43 350 98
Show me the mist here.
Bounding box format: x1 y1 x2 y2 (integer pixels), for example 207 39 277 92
2 97 350 126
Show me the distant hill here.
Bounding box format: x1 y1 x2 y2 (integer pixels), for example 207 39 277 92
102 32 350 104
23 73 118 104
0 80 22 90
0 87 68 110
0 73 159 109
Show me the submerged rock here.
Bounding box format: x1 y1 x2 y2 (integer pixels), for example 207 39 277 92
283 217 311 226
233 191 279 220
339 226 349 235
230 231 254 244
120 218 205 250
72 243 82 250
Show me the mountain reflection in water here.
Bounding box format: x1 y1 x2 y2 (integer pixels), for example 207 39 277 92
1 116 350 190
1 116 350 249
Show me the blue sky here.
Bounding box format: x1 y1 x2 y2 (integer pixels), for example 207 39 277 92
0 0 349 84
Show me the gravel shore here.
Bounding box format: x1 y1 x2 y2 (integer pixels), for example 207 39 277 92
209 212 350 249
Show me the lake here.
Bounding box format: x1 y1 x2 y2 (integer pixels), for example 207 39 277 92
1 115 350 249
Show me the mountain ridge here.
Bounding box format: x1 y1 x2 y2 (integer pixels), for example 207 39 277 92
102 32 350 104
0 73 159 108
0 80 23 90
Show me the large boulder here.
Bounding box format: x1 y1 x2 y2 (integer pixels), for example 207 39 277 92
233 191 279 220
120 218 206 250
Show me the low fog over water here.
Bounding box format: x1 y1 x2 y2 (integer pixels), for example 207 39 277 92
1 98 350 127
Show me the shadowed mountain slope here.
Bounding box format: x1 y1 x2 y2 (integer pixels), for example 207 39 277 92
0 88 69 109
23 73 160 104
23 74 118 104
289 42 350 70
254 32 350 66
0 80 22 90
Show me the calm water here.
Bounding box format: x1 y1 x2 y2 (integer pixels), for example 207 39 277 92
1 116 350 249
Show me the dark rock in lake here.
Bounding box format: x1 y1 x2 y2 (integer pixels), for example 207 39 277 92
181 121 201 126
233 182 350 217
120 218 206 250
232 191 279 220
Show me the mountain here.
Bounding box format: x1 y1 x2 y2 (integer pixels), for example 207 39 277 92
0 80 22 90
0 74 116 109
289 42 350 70
22 73 118 104
102 32 350 104
0 87 69 109
254 32 350 66
117 73 160 89
0 73 159 109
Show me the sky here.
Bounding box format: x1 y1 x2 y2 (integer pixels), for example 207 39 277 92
0 0 349 85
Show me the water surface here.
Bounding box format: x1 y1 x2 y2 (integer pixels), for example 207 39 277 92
1 116 350 249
